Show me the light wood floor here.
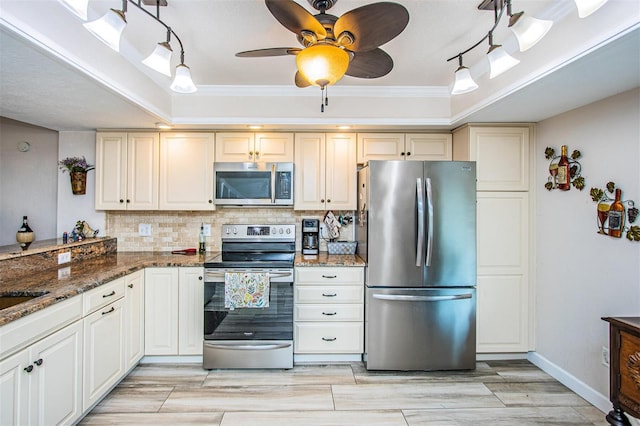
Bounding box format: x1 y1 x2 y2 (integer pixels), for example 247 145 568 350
79 360 608 425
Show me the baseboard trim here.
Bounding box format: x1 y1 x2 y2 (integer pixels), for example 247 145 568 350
140 355 203 364
294 354 363 363
527 351 610 413
476 353 528 361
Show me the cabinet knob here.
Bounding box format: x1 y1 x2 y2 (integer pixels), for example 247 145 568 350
401 152 405 156
327 199 331 203
198 276 203 280
128 283 134 288
119 199 124 203
255 151 260 158
126 199 130 203
24 365 33 373
321 199 325 203
406 152 411 156
208 200 213 204
34 358 43 366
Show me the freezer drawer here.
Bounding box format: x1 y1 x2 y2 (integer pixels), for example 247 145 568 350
365 287 476 371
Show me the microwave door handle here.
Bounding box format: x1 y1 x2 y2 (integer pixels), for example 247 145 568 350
416 177 425 267
425 177 434 267
271 164 276 204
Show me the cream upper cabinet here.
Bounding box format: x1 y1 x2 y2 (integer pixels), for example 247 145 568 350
453 125 530 191
159 132 215 210
216 132 293 162
95 132 159 210
357 133 452 163
294 133 356 211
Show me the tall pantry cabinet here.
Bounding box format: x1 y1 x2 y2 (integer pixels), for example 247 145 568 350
453 125 533 354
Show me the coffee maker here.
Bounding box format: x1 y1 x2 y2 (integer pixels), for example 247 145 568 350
301 218 320 255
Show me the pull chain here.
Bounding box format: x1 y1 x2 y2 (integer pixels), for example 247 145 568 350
320 85 329 113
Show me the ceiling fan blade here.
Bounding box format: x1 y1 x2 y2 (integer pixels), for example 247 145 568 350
295 71 311 88
334 2 409 52
265 0 326 38
346 48 393 79
236 47 302 57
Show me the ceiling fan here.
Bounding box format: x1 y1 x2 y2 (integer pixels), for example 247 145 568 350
236 0 410 92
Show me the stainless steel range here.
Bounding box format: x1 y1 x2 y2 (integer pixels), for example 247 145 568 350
203 224 295 369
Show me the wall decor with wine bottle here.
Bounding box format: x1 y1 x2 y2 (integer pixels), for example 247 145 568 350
591 182 639 241
544 145 585 191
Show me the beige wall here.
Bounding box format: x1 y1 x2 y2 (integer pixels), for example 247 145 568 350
534 88 640 410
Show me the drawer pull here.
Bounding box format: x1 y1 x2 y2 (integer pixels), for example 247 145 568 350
322 312 337 316
102 290 116 298
102 307 115 315
322 337 337 342
322 293 337 297
322 275 337 279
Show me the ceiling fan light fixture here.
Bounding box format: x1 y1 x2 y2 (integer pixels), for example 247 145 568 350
59 0 88 20
574 0 608 18
487 44 520 78
83 7 127 52
508 10 553 52
296 44 350 87
170 63 197 93
142 42 173 77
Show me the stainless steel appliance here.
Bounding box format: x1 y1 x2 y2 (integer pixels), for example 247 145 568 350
301 218 319 254
203 224 295 369
356 160 477 371
214 162 294 206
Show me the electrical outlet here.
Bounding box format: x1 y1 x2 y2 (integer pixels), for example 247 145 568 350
58 266 71 279
602 346 610 367
138 223 152 236
57 251 71 264
202 224 211 237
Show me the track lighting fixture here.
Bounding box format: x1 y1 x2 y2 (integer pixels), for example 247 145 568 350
487 32 520 79
574 0 609 18
451 56 478 95
506 0 553 52
62 0 197 93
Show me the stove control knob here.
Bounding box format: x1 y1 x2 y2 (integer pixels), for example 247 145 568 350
286 228 291 234
271 227 276 235
279 228 284 234
232 227 237 234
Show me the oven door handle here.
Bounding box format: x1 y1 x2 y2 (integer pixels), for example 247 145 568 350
271 163 276 204
205 271 292 280
204 342 292 351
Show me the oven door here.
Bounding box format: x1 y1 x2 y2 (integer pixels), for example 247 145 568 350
203 269 293 369
214 162 293 206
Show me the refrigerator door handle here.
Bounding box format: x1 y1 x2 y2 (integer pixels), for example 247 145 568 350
425 177 434 267
416 177 425 267
373 293 473 302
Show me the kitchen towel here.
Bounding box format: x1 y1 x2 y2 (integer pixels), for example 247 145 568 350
224 272 270 309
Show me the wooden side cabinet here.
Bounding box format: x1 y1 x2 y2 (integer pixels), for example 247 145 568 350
603 317 640 426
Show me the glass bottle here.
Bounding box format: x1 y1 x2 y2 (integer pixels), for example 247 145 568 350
16 216 35 250
608 188 625 238
557 145 570 190
199 224 206 254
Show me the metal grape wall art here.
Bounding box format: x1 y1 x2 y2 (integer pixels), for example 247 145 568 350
590 182 639 241
544 145 584 191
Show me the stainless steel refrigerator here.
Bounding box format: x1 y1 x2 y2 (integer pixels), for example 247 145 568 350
356 160 477 371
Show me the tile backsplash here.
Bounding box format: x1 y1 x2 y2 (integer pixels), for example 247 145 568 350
106 209 354 252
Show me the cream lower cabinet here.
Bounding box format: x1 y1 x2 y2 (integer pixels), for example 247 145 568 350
95 132 159 210
294 133 357 210
216 132 294 162
476 192 530 353
294 267 364 354
124 270 145 370
0 320 83 426
357 133 452 163
145 267 204 356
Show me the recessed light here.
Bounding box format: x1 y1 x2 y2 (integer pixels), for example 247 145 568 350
155 122 172 130
248 125 263 130
337 125 352 130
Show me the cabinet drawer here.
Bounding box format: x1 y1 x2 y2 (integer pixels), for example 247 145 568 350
295 285 363 303
295 267 363 285
294 323 363 353
83 277 125 315
295 304 363 322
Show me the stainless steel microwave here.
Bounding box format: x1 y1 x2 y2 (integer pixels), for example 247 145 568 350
214 162 294 206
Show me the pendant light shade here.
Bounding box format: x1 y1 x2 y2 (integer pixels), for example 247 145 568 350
451 65 478 95
508 11 553 52
59 0 88 20
142 42 173 77
296 44 350 87
83 8 127 52
170 64 197 93
487 44 520 78
574 0 608 18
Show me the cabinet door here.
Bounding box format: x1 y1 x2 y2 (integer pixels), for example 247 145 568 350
356 133 405 163
215 132 255 162
178 267 204 355
406 134 452 161
294 133 326 210
95 132 127 210
255 133 294 162
144 268 179 355
0 349 30 426
126 132 159 210
325 133 357 210
159 132 215 210
31 321 82 426
83 298 125 411
124 270 145 370
476 192 529 352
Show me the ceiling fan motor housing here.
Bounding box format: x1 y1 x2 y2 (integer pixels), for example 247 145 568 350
308 0 338 12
